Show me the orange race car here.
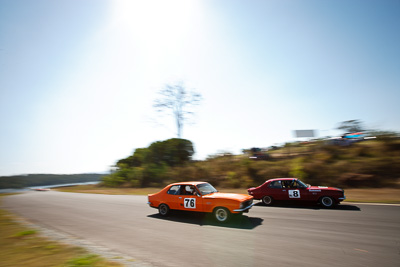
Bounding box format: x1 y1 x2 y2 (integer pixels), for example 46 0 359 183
147 181 254 222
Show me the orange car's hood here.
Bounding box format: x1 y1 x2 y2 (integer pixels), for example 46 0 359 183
203 192 252 201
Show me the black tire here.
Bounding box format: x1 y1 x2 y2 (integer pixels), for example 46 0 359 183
213 207 230 223
158 203 170 216
262 196 273 206
320 196 334 208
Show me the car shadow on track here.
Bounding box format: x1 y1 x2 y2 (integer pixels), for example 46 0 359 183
254 201 361 211
147 211 263 230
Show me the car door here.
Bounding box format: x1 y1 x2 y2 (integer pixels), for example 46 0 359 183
264 180 287 200
283 180 311 201
176 185 203 212
278 179 299 201
164 185 182 210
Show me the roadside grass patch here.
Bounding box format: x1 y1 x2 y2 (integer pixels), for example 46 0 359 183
55 185 400 204
13 229 37 237
0 196 123 267
344 188 400 204
55 184 163 195
65 254 101 266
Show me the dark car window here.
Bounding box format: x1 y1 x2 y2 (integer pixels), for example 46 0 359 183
167 185 180 195
287 180 308 189
291 180 306 188
180 185 197 195
282 180 293 188
268 181 282 189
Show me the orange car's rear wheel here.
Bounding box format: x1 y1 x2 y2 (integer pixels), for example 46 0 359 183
158 203 170 216
213 207 230 223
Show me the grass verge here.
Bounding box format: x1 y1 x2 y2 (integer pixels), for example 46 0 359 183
0 195 123 267
54 184 400 204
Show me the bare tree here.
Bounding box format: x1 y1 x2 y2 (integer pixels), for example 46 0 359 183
337 120 365 133
153 82 202 138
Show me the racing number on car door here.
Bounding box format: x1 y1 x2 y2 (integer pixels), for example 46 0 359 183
184 198 196 209
288 189 301 198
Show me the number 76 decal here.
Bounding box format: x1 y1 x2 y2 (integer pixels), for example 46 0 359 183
288 189 300 198
184 198 196 209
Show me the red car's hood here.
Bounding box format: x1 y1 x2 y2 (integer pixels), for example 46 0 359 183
308 186 342 192
203 192 252 201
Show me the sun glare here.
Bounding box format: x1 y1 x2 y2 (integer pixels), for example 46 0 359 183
106 0 204 82
111 0 198 40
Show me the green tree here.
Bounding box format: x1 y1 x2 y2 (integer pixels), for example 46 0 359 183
117 138 194 168
117 148 149 167
103 138 195 187
163 138 194 166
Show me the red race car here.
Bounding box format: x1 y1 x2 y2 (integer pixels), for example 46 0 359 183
248 178 346 208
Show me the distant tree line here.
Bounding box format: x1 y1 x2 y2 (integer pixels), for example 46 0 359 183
0 173 103 189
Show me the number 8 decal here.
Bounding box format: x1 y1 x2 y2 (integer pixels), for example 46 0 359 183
184 198 196 208
288 190 300 198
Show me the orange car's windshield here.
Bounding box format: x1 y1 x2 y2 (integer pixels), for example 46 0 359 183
197 183 218 195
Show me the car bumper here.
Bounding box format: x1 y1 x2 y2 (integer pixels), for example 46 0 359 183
338 196 346 201
233 202 255 212
147 201 157 208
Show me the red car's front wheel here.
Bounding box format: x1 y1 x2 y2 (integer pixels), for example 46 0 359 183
320 196 334 208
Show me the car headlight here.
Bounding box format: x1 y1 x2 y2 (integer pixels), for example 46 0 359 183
240 199 253 209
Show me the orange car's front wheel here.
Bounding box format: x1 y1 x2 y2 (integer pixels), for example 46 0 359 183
213 207 230 223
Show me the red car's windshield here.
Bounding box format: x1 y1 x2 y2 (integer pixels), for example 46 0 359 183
297 180 309 188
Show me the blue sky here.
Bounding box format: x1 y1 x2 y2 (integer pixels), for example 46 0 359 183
1 0 399 176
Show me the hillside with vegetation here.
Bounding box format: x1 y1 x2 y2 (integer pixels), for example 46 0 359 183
102 134 400 189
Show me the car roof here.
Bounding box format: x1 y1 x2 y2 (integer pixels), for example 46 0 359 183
169 181 208 186
267 178 298 182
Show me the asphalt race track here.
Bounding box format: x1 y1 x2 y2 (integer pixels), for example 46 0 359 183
3 191 400 267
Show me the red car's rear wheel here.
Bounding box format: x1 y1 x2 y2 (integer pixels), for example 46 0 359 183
262 196 273 205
